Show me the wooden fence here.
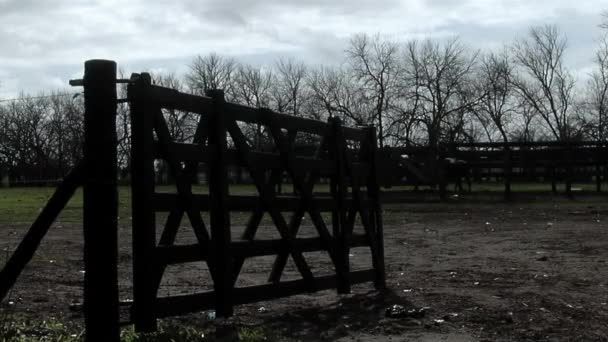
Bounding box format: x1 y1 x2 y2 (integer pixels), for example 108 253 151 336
381 141 608 199
128 72 385 331
0 60 386 341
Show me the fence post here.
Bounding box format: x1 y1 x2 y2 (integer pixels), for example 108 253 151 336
596 143 602 192
504 144 512 201
366 126 386 289
206 89 233 317
82 59 120 342
129 73 158 332
437 146 447 200
551 165 557 194
565 143 573 198
329 117 350 294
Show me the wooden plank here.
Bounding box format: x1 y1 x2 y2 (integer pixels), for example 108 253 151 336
152 141 212 163
504 146 512 201
154 269 376 318
365 126 386 289
206 89 233 317
154 235 369 265
565 144 573 198
129 72 158 333
143 85 213 115
223 102 367 141
0 163 83 302
152 141 336 173
330 117 350 294
151 193 372 212
150 209 184 295
596 144 602 192
142 87 368 141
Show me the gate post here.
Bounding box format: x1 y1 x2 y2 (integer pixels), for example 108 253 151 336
129 73 158 332
82 59 120 342
366 126 386 289
206 89 234 317
329 117 350 294
565 143 573 198
596 143 602 192
504 144 512 201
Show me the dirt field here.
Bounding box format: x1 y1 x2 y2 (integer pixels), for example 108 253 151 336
1 197 607 341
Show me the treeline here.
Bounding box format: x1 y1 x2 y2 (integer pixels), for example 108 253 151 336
2 22 608 183
0 93 84 184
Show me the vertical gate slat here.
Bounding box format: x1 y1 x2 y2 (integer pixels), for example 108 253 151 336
206 89 233 317
330 117 350 294
365 126 386 289
129 73 158 332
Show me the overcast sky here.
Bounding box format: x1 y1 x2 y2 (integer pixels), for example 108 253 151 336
1 0 607 99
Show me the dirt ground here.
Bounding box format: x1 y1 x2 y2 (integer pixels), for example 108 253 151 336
1 197 608 341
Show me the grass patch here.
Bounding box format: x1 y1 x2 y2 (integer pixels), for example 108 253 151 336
0 319 82 342
1 181 605 225
238 327 267 342
0 319 271 341
0 184 331 225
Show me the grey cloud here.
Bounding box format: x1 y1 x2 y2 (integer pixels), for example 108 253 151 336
0 0 605 97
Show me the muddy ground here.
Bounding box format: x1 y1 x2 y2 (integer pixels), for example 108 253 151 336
1 198 607 341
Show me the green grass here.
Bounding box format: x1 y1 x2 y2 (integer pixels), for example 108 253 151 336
237 327 267 342
1 181 606 224
0 184 333 225
386 181 608 192
0 319 82 342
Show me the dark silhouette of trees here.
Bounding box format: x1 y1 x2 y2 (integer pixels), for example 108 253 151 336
4 16 608 185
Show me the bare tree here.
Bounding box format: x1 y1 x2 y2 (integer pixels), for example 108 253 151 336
511 25 577 141
234 64 273 148
235 64 273 108
47 92 84 175
1 94 53 181
346 33 399 148
270 58 308 116
307 66 374 125
154 72 197 143
587 13 608 141
401 37 482 149
187 53 237 99
473 50 517 143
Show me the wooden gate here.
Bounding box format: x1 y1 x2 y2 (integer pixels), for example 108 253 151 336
128 73 386 331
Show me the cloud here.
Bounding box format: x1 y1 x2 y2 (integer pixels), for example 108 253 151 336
0 0 606 97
